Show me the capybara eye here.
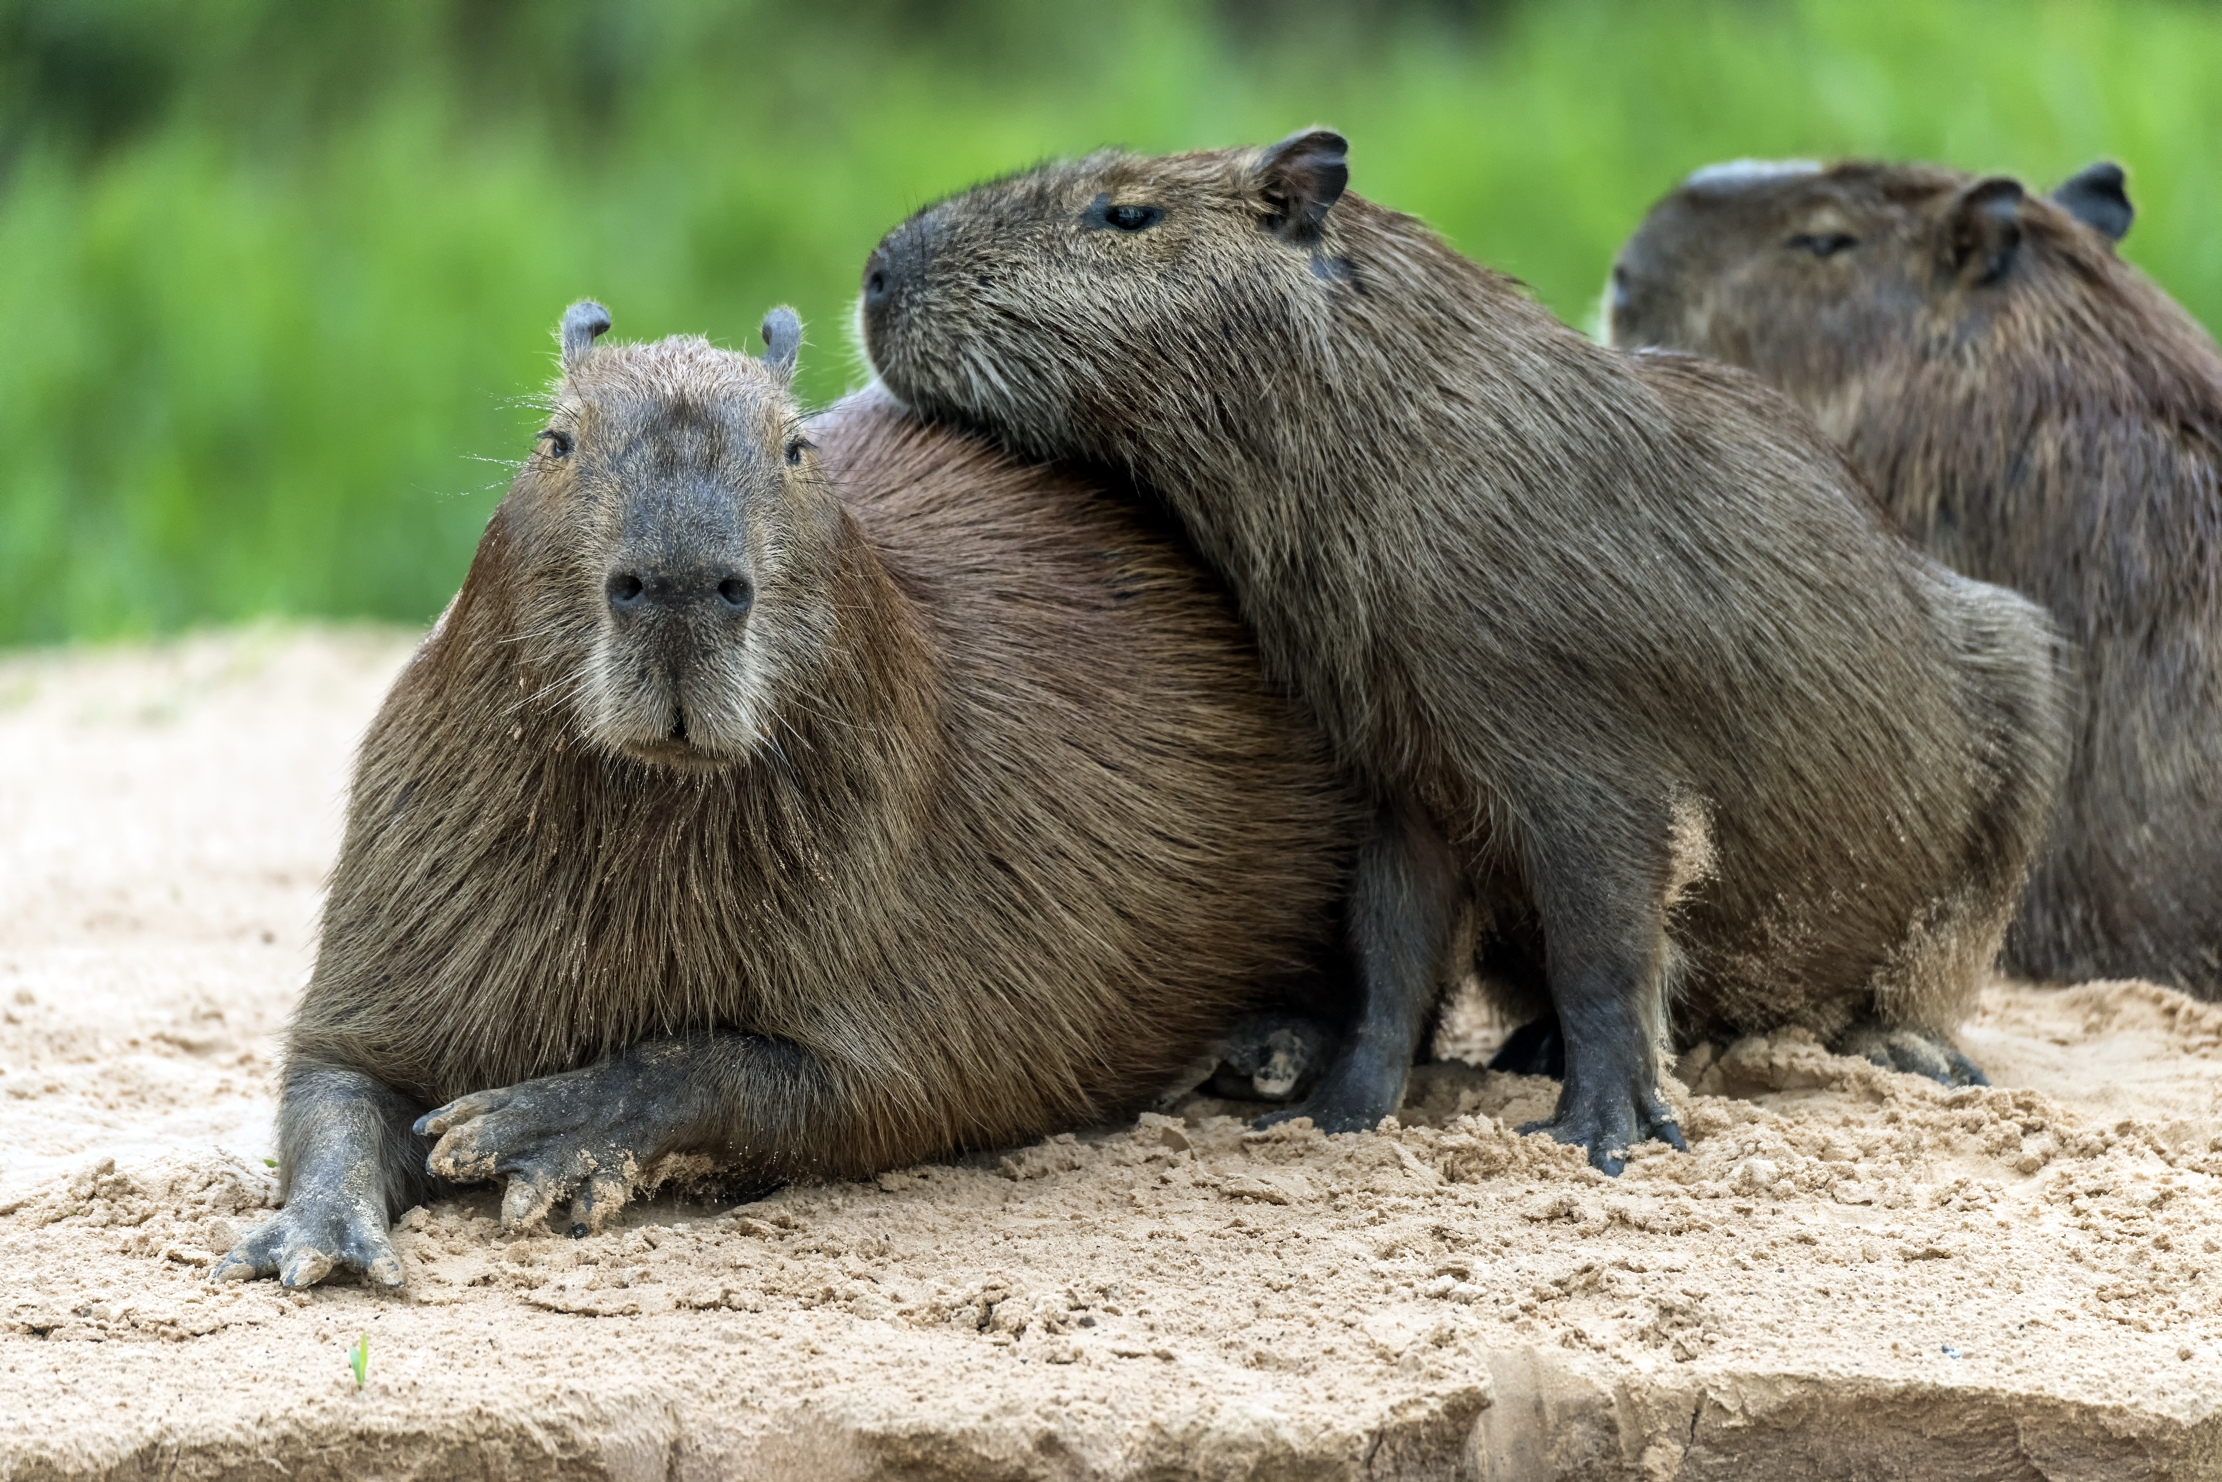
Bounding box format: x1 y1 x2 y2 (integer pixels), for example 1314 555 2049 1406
1787 232 1858 259
1106 203 1164 233
784 437 813 466
540 428 574 459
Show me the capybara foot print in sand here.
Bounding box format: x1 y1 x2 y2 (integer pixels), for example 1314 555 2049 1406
418 1042 702 1234
1836 1022 1989 1086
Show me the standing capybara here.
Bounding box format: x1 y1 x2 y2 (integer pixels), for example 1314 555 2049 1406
859 130 2073 1172
213 303 1356 1288
1610 159 2222 996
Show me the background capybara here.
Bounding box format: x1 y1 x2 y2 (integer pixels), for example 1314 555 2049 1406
1610 159 2222 997
213 304 1355 1288
860 130 2072 1172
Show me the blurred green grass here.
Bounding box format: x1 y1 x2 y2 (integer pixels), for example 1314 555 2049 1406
3 0 2218 645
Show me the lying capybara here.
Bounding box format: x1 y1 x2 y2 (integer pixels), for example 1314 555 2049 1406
859 130 2073 1172
1610 159 2222 996
213 303 1355 1288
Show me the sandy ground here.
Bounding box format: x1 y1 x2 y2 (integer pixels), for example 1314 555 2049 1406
2 627 2219 1481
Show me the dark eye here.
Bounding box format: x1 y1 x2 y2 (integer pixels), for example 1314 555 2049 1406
1087 195 1165 233
1787 232 1858 259
784 437 812 466
539 428 573 458
1107 203 1162 232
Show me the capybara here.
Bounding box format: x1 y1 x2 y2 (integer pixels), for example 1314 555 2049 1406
859 130 2073 1172
1610 158 2222 996
213 303 1355 1288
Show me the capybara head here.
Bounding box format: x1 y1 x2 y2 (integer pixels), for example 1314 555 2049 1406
504 302 839 769
861 129 1356 462
1607 158 2136 430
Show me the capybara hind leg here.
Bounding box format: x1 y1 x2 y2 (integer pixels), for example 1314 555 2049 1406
1836 1022 1989 1086
1258 801 1461 1133
419 1033 829 1234
213 1065 429 1289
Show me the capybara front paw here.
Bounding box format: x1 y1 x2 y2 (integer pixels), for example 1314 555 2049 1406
415 1067 660 1235
211 1195 403 1290
1834 1022 1988 1086
1519 1074 1687 1176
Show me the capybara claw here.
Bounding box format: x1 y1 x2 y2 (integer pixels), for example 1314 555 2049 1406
414 1089 508 1141
500 1171 560 1230
210 1251 263 1284
280 1247 335 1288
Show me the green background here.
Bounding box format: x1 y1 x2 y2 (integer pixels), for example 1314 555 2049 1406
4 0 2218 646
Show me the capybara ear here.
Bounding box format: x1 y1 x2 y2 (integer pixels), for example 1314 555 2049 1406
561 301 613 371
2051 161 2133 243
1254 128 1349 244
1941 177 2026 288
760 307 802 381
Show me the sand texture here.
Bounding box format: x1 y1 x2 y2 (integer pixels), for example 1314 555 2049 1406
2 628 2219 1480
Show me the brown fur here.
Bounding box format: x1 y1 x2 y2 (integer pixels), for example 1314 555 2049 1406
228 318 1353 1285
860 134 2072 1166
1612 159 2222 995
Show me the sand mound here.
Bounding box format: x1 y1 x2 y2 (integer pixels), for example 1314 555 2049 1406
2 628 2218 1480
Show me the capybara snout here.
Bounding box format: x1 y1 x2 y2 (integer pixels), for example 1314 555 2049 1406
860 139 1339 456
525 302 825 769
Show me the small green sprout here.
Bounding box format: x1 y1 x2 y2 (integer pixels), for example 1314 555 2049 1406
263 1158 277 1169
349 1332 369 1390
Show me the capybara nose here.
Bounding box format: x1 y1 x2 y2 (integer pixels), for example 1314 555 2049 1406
862 229 924 343
862 251 901 348
607 568 753 617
